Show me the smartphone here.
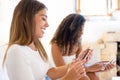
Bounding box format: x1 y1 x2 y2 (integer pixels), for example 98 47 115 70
108 59 116 64
82 49 91 60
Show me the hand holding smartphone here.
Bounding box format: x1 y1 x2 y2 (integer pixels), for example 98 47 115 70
76 48 93 64
101 59 116 70
82 48 92 60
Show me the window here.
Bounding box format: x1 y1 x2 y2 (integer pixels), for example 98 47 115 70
76 0 118 16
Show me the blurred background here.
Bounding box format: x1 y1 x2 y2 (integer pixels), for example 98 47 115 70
0 0 120 80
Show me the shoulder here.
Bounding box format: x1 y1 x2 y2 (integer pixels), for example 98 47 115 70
51 43 63 57
51 43 61 53
6 44 26 59
51 43 59 49
5 44 31 65
8 44 24 51
8 44 24 53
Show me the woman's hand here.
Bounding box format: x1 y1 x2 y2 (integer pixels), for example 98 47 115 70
86 61 115 72
102 61 115 71
77 48 93 63
62 60 86 80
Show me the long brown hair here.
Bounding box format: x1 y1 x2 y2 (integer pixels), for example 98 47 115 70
50 13 85 55
3 0 48 65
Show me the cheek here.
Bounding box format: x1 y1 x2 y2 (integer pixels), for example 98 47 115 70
34 18 42 38
34 25 40 37
35 20 40 29
35 27 41 37
34 18 45 38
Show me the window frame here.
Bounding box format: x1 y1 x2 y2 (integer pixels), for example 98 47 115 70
76 0 118 16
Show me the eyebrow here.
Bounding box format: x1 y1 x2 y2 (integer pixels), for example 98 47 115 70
41 14 47 18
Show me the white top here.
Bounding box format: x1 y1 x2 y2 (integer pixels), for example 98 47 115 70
63 54 90 67
5 44 51 80
63 54 76 64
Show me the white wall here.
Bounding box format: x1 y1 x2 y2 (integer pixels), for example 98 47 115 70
82 20 120 43
40 0 75 44
0 0 20 44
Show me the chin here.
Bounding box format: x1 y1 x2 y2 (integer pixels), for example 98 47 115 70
38 33 44 38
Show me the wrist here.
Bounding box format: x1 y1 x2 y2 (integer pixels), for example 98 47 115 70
61 74 69 80
85 67 90 72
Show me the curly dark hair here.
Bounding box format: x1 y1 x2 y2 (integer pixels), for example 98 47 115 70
50 13 86 55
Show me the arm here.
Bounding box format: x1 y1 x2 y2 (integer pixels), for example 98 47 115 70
47 59 87 80
85 63 103 73
5 47 35 80
51 43 66 66
48 43 67 79
47 64 69 79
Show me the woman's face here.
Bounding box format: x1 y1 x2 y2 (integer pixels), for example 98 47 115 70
34 9 49 38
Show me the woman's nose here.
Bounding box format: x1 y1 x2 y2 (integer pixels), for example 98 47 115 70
45 22 49 27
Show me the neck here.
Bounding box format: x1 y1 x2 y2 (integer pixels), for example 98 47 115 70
28 42 37 51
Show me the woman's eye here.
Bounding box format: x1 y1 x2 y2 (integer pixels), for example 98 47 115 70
42 18 46 21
